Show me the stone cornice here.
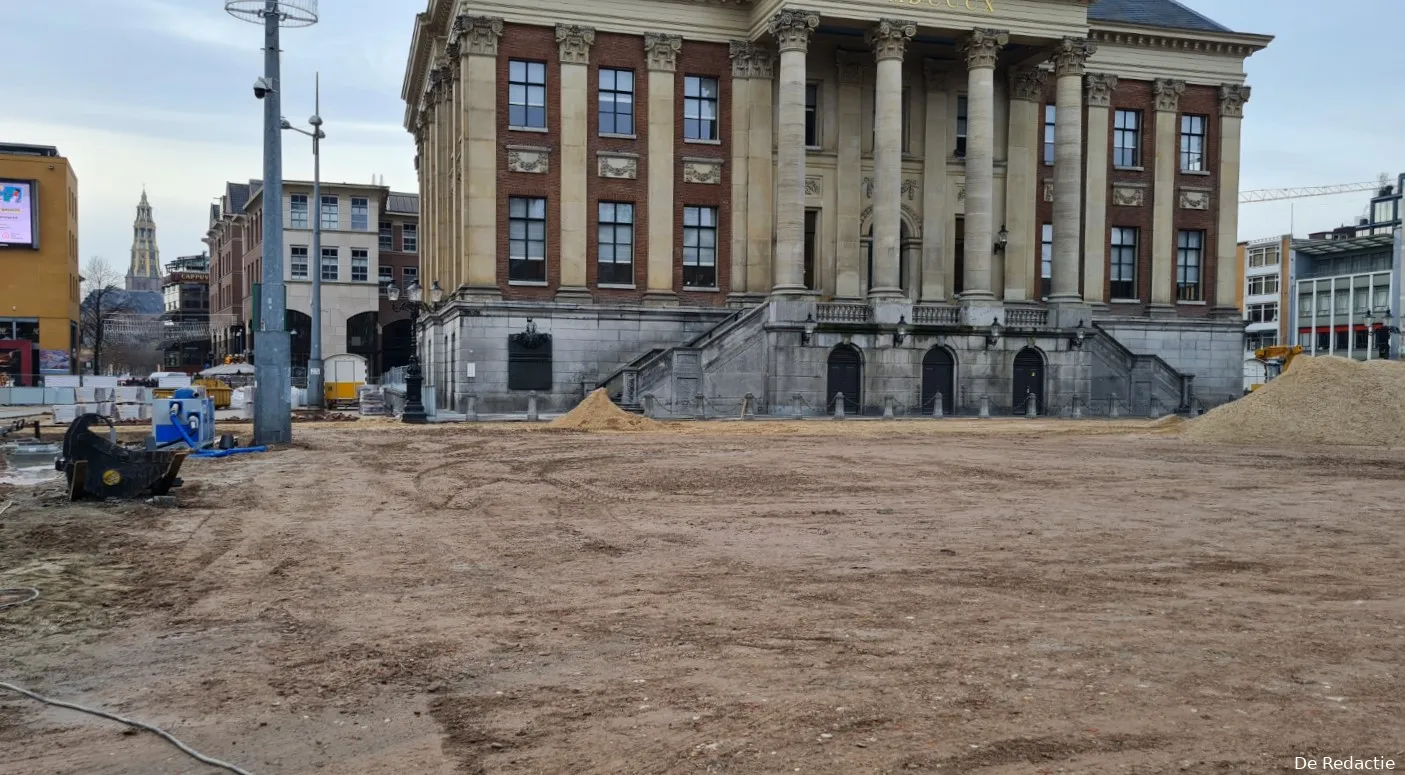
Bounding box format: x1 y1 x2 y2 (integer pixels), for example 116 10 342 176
866 18 917 63
1089 24 1272 59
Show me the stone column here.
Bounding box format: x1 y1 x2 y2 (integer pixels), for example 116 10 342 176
1049 37 1095 307
437 63 453 292
866 18 916 300
461 16 505 295
768 9 819 296
836 51 866 299
1150 78 1185 312
746 49 775 297
919 59 950 302
1003 67 1045 302
425 74 440 290
445 44 461 293
1082 73 1117 306
1215 85 1251 313
556 24 595 301
958 28 1008 307
728 42 755 300
644 33 682 303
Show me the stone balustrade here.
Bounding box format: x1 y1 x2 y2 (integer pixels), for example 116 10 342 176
816 303 872 323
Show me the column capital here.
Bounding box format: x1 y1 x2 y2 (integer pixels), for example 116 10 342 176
1153 78 1186 112
866 18 917 62
556 24 595 65
1008 67 1048 102
1050 37 1096 78
923 58 951 90
768 8 819 54
837 50 868 85
1084 72 1118 107
644 32 683 72
729 40 774 79
960 28 1009 71
452 15 504 57
1219 84 1252 117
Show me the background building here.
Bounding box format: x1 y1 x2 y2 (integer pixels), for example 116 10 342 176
401 0 1270 415
160 253 212 373
206 181 252 361
1236 235 1289 390
0 142 80 383
378 191 421 372
126 190 163 293
1289 232 1400 360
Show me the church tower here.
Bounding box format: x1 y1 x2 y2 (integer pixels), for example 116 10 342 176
126 189 163 293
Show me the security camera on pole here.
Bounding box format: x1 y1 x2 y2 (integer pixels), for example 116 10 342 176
281 73 326 408
226 0 318 445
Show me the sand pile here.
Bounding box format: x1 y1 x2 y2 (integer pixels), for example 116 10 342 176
548 388 664 431
1183 356 1405 447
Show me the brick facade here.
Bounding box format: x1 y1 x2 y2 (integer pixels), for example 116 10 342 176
673 40 732 305
497 23 561 302
587 31 650 302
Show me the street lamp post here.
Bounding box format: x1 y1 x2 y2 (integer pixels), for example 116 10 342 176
281 73 326 408
386 280 444 423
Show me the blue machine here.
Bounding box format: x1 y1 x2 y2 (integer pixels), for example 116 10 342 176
152 388 216 450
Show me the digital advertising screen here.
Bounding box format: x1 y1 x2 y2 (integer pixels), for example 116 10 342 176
0 179 37 248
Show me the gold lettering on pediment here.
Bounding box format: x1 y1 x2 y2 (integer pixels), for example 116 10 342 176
889 0 996 12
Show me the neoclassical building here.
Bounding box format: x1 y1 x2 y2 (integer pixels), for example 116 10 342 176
401 0 1271 416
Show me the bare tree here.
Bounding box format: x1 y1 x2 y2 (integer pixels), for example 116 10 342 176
80 256 133 374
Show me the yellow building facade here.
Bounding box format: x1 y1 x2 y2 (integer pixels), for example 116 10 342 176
0 143 80 373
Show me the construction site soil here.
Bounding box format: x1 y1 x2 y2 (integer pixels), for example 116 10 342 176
2 419 1403 774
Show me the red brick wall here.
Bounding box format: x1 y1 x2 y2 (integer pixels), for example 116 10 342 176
588 31 649 303
497 24 560 301
378 216 420 327
1173 83 1221 318
1104 78 1155 313
673 40 731 305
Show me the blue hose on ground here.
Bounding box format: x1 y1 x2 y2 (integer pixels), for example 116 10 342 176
170 410 267 459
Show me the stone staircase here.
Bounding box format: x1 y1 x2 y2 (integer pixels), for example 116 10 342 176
1088 322 1193 415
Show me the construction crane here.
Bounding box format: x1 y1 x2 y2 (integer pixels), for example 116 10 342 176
1239 180 1382 204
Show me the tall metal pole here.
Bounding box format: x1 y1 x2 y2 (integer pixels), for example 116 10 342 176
308 73 324 408
253 0 292 445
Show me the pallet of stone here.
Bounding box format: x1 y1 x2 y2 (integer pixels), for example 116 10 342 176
358 385 387 416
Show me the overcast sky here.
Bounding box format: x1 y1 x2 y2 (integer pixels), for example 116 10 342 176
8 0 1403 270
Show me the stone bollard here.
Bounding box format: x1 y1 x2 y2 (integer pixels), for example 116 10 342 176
742 392 755 420
1071 394 1082 419
791 393 804 417
643 393 656 419
978 395 990 419
693 393 706 420
832 392 846 420
933 391 944 419
526 390 539 421
1025 392 1038 419
465 394 479 422
1108 394 1121 418
882 396 895 419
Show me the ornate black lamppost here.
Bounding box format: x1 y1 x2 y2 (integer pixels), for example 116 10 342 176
386 280 444 423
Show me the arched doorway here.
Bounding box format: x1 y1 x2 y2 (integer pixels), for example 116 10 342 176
1012 347 1045 415
347 311 379 375
921 346 955 416
381 318 413 373
826 344 862 414
286 310 312 367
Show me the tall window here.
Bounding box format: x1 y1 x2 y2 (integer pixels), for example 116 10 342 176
1176 230 1204 301
401 224 417 253
955 95 968 157
1043 105 1056 165
805 83 820 147
290 194 308 229
351 198 369 231
803 209 818 291
1110 226 1137 299
379 221 393 250
509 60 547 129
684 76 719 141
597 201 634 286
682 206 718 288
1040 223 1053 299
321 246 339 282
290 245 308 279
1180 115 1207 172
403 266 418 286
1113 109 1141 167
351 248 369 282
379 265 393 289
599 68 635 135
320 195 339 230
508 196 547 282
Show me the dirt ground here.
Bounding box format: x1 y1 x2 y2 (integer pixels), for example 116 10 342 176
2 419 1403 774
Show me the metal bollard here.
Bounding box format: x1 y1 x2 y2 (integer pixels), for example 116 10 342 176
742 392 755 420
1071 394 1082 419
1025 392 1037 418
1108 394 1121 418
978 394 990 419
643 393 656 419
933 391 944 419
882 396 895 419
693 393 706 420
832 392 846 420
465 394 478 422
526 390 539 421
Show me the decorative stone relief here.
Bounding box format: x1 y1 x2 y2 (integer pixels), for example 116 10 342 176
507 145 550 174
1153 78 1186 113
959 28 1009 71
597 152 638 180
555 24 595 65
1111 185 1145 207
768 9 819 54
837 51 867 85
1085 73 1119 108
1009 68 1048 103
956 184 966 203
1042 179 1054 203
1219 84 1252 118
455 15 504 57
901 179 919 202
1179 189 1211 210
644 33 682 72
683 158 723 185
729 41 774 79
866 18 917 62
1051 37 1096 77
805 177 822 196
862 177 873 200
